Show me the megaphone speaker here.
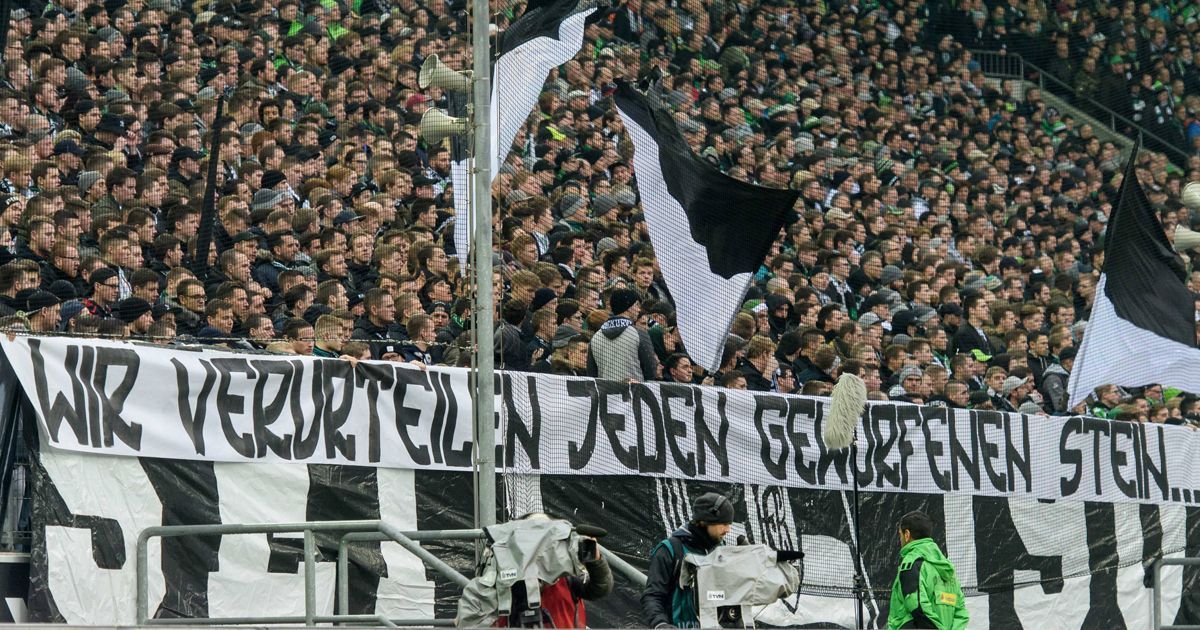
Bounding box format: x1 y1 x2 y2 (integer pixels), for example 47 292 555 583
419 54 473 92
1175 225 1200 252
418 108 469 144
1183 181 1200 210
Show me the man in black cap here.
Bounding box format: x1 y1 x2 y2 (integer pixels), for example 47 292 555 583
169 146 203 191
81 267 120 318
114 296 154 337
17 288 61 332
938 303 962 335
641 492 735 628
411 173 437 200
587 288 658 381
85 112 126 151
53 140 85 185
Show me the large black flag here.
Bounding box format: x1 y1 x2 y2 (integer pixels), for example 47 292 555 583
1069 147 1200 405
452 0 594 272
613 82 799 371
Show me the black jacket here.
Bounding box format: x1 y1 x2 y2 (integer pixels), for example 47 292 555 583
952 322 993 357
797 364 835 386
496 321 530 371
347 260 376 291
611 5 646 43
40 263 87 296
641 523 722 628
739 361 773 392
1028 353 1052 388
436 317 466 346
398 342 440 365
351 318 396 360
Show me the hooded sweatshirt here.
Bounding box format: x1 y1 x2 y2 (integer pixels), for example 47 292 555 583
587 316 658 381
887 537 969 630
764 294 791 339
1040 362 1070 414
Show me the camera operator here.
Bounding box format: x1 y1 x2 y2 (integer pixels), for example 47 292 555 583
500 513 613 629
641 493 734 628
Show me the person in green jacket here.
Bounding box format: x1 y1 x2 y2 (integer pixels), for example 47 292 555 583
887 511 969 630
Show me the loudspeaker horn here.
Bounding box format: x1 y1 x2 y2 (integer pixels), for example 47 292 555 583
1175 225 1200 252
419 54 473 92
418 108 469 144
1183 181 1200 210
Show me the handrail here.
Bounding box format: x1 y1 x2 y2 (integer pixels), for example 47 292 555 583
337 529 483 617
600 546 648 587
970 49 1193 166
335 532 650 616
1152 557 1200 630
136 520 481 627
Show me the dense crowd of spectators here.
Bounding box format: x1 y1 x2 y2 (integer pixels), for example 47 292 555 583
940 0 1200 161
0 0 1195 422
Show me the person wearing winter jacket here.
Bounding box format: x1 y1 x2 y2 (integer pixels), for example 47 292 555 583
588 288 658 381
640 493 733 628
1040 347 1075 414
887 511 969 630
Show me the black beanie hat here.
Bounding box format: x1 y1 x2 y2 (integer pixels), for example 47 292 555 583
114 297 153 323
608 288 640 316
530 287 556 312
691 492 734 524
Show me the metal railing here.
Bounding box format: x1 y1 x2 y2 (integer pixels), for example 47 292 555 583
1152 557 1200 630
970 49 1193 166
601 546 648 587
972 49 1026 80
136 520 483 627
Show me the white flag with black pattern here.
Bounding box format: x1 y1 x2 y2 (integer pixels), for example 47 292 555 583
452 0 595 273
614 82 799 372
1068 147 1200 406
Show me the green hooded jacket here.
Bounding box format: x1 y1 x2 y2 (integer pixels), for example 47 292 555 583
887 538 969 630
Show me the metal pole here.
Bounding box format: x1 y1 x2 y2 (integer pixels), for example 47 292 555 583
0 379 23 542
337 537 350 619
303 529 316 626
471 0 496 532
137 530 150 625
1153 559 1162 630
381 524 472 588
850 441 865 630
599 546 648 587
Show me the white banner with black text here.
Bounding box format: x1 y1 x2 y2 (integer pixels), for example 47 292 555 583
3 336 1197 507
4 338 1200 628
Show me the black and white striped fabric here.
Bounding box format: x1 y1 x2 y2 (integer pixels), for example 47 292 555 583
27 448 1200 628
1069 149 1200 406
613 83 798 371
447 90 471 270
452 0 594 272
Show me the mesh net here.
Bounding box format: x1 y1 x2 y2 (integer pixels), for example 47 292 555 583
499 465 1197 598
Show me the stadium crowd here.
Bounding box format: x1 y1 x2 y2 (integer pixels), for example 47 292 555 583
0 0 1194 423
942 0 1200 161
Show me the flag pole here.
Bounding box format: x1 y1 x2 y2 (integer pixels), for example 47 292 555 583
470 0 496 531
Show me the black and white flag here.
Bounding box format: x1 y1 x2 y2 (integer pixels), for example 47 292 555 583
614 83 798 372
453 0 595 272
447 90 471 270
1069 148 1200 406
